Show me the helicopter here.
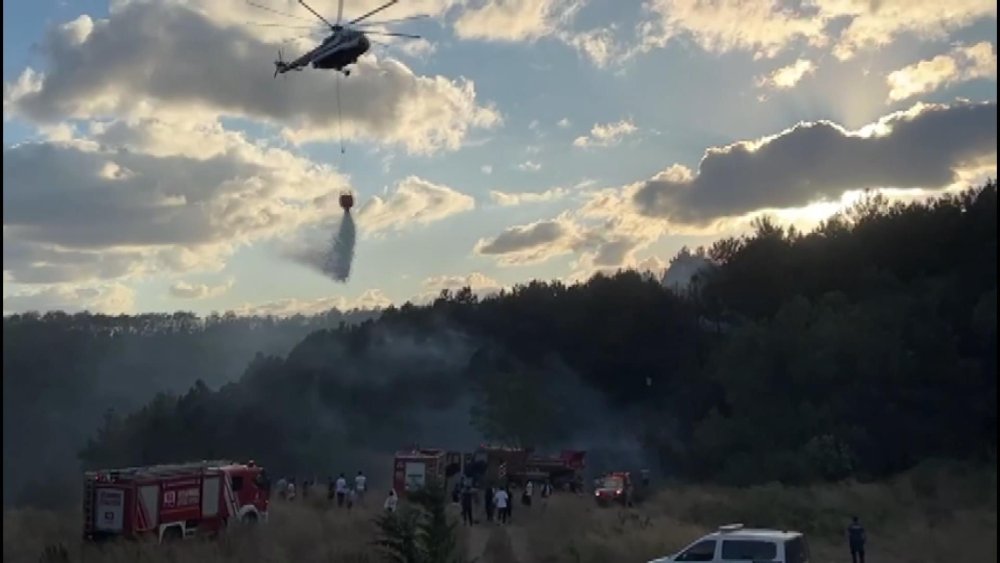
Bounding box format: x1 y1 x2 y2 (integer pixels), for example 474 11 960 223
253 0 425 78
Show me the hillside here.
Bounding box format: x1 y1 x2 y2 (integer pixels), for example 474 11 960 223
65 183 997 492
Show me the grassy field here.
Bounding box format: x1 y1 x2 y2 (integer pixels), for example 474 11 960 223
4 461 995 563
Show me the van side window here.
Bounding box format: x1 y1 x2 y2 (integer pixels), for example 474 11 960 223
676 540 717 562
231 476 244 492
722 539 778 560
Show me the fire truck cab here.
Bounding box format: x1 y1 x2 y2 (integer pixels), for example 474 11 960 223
83 459 270 542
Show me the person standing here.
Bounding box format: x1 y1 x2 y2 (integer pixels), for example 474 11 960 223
493 487 510 525
847 516 867 563
461 486 475 526
384 489 398 513
335 473 348 507
354 471 367 505
483 485 495 522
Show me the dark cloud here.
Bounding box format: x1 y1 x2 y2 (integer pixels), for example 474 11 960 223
475 219 567 255
633 101 997 223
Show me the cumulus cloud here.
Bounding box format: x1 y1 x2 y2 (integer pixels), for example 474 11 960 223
757 59 817 90
822 0 997 60
489 187 569 206
453 0 581 42
169 279 234 299
357 176 476 233
573 119 637 148
234 289 392 317
557 118 571 128
633 100 997 223
887 42 997 102
481 165 493 174
637 0 828 59
3 118 351 285
517 160 542 171
635 0 996 61
474 216 582 265
3 283 136 315
3 1 500 155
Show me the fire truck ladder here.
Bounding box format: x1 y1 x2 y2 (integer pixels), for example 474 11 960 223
86 460 236 480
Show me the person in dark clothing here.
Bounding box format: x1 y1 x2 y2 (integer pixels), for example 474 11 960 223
460 487 475 526
327 477 335 503
484 486 495 522
847 516 867 563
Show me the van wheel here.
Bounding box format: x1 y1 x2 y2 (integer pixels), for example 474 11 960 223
242 512 258 525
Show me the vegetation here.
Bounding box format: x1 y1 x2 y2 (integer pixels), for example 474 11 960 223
374 484 463 563
3 462 994 563
3 183 996 510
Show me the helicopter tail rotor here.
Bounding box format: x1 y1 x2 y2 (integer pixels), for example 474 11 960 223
273 48 285 78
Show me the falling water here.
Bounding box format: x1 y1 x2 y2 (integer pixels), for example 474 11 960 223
323 211 356 282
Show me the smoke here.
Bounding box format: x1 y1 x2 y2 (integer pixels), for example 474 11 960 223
323 211 356 282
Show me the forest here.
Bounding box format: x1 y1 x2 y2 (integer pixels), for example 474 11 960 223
4 182 996 509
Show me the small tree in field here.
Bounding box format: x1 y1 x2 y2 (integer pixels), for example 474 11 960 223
373 482 464 563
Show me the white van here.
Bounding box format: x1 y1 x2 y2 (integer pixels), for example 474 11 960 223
648 524 810 563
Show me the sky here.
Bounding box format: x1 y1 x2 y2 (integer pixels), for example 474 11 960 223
2 0 997 316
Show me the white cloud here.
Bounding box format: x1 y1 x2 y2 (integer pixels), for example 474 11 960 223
820 0 997 60
3 1 500 155
573 118 638 148
169 279 234 299
358 176 476 233
234 289 392 316
453 0 581 42
481 164 494 175
3 117 351 285
517 160 542 171
757 59 817 90
559 27 621 68
3 283 136 315
887 42 997 102
489 187 569 206
557 118 571 128
636 0 828 59
634 0 996 61
416 271 504 302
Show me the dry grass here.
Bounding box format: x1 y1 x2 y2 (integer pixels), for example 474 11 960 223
4 462 995 563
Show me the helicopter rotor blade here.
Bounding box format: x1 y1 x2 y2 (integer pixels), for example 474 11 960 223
352 14 430 27
246 0 313 23
363 30 421 39
349 0 398 25
298 0 337 30
336 0 344 25
245 21 322 29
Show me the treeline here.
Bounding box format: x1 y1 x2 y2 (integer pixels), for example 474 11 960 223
2 309 378 508
9 183 997 507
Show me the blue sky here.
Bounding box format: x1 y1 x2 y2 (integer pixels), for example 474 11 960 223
3 0 997 315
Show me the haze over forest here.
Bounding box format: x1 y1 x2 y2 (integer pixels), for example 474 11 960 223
4 185 995 509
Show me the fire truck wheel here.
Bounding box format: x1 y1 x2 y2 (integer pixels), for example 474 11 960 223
241 512 259 524
161 526 183 543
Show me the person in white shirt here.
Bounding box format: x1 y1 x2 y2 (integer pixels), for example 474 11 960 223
354 471 367 505
384 489 398 513
493 487 510 525
335 473 348 507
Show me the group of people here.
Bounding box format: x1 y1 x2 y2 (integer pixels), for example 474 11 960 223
273 471 368 510
457 478 555 526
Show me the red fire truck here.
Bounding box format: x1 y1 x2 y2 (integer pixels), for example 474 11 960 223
392 448 449 497
83 459 270 542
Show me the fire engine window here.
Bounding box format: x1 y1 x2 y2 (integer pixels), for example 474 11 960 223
232 476 244 492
